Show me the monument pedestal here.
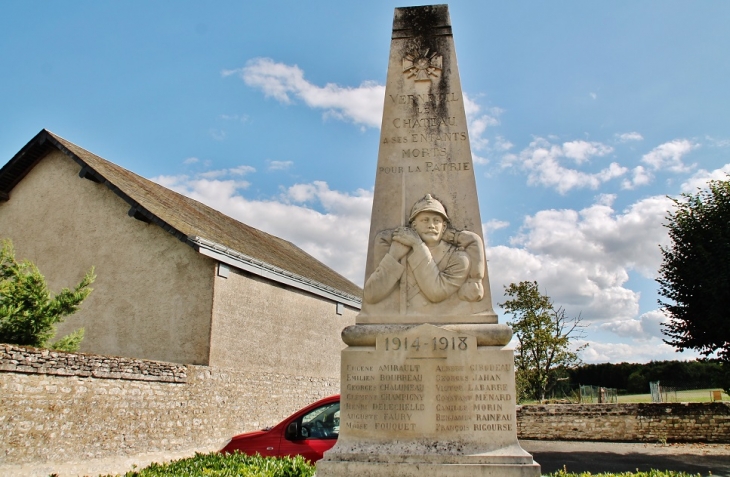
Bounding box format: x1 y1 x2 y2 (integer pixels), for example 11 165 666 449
316 325 540 477
317 461 540 477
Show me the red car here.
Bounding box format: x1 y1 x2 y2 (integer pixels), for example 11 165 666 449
220 394 340 463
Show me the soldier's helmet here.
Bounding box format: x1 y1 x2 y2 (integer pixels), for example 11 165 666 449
408 194 449 224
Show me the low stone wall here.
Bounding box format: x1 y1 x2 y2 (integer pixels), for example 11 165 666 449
0 344 187 382
517 403 730 443
1 345 338 466
5 345 730 468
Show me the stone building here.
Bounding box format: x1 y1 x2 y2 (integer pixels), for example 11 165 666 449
0 129 361 378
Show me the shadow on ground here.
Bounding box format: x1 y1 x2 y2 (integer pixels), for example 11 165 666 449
531 450 730 476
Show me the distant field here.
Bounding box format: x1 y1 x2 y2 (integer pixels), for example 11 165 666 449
618 388 728 403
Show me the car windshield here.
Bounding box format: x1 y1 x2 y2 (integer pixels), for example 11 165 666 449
300 402 340 439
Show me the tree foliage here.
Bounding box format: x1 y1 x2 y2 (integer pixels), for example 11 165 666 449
568 360 726 394
0 239 94 352
501 281 586 402
658 178 730 365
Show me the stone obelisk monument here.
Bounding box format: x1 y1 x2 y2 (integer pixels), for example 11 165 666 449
317 5 540 476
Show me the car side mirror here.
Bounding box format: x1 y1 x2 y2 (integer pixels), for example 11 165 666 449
285 421 298 440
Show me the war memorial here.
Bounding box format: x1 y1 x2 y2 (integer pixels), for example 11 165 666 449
316 5 541 476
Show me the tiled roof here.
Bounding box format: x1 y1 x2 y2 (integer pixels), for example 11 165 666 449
0 129 362 304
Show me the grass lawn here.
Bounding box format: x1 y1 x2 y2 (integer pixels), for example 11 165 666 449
618 388 728 403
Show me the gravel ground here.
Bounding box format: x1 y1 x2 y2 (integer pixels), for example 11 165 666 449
2 441 729 477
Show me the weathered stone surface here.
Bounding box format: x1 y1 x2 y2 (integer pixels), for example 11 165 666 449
341 323 513 346
318 325 538 475
0 344 187 383
358 4 497 325
332 325 527 455
319 6 538 476
0 347 338 467
517 402 730 442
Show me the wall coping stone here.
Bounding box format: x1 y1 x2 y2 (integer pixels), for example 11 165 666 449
0 343 187 383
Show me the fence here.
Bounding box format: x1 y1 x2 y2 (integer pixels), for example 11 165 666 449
579 384 618 403
650 381 679 403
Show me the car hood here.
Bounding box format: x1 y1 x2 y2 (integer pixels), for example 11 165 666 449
229 429 270 441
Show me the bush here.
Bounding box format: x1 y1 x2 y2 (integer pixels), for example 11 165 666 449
99 452 316 477
91 453 704 477
0 239 93 352
550 470 702 477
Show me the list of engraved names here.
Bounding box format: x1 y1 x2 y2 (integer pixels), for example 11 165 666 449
342 333 515 439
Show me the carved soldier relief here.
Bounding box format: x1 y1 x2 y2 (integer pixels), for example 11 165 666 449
363 194 485 317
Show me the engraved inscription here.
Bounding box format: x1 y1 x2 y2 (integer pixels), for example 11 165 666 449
388 93 460 104
402 147 447 158
378 162 471 174
339 325 517 441
382 132 468 144
393 117 456 128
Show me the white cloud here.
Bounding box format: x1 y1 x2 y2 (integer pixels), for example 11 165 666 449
589 92 597 100
267 160 293 171
600 309 668 340
209 129 227 141
616 132 643 143
472 153 488 165
680 163 730 193
578 338 699 364
224 58 385 128
704 135 730 148
641 139 698 173
150 173 372 285
196 165 255 180
482 219 509 246
562 140 613 164
489 194 673 323
595 193 616 207
220 113 250 123
495 136 513 151
505 137 625 194
228 59 503 158
621 165 653 189
484 219 509 233
463 94 502 152
183 157 199 165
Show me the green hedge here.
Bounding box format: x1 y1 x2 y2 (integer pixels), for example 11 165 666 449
550 469 703 477
96 452 315 477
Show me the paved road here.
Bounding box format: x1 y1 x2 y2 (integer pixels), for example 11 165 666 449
521 440 730 476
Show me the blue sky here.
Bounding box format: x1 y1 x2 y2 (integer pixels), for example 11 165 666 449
2 1 729 364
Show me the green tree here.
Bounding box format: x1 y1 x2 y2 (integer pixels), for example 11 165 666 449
658 178 730 391
0 239 94 352
500 281 587 402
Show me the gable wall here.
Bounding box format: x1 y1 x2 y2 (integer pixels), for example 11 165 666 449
209 266 357 377
0 150 215 364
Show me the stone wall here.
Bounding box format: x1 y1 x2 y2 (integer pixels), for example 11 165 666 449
0 344 187 382
5 345 730 467
517 403 730 443
1 345 338 466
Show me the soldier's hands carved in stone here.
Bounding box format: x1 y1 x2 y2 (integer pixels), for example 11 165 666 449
392 226 422 248
388 239 411 261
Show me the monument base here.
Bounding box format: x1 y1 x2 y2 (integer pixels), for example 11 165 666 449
318 324 540 477
316 460 540 477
